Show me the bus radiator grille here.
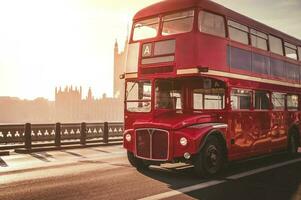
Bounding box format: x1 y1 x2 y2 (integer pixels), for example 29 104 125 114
136 129 168 161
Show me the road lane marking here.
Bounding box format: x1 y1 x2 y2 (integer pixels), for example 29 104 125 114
139 157 301 200
227 157 301 180
139 180 226 200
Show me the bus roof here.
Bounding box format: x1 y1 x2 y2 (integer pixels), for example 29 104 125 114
133 0 301 46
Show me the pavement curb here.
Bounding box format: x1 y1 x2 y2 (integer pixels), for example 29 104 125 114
15 142 123 154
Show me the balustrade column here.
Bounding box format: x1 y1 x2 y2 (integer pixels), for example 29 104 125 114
80 122 86 145
103 122 109 144
24 123 32 149
55 123 61 147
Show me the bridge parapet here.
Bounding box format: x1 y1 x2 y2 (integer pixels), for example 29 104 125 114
0 122 124 151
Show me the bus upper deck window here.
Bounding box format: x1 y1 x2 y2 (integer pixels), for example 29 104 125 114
133 17 159 41
250 29 268 51
228 20 249 45
284 42 298 60
269 35 284 55
162 10 194 36
198 11 226 38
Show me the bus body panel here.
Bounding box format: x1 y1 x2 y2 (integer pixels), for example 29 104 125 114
124 0 301 166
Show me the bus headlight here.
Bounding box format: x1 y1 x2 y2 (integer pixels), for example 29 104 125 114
180 137 188 146
125 133 132 142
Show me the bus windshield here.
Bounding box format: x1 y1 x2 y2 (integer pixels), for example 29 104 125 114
126 80 152 112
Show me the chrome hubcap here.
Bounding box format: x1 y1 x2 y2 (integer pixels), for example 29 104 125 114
206 145 218 168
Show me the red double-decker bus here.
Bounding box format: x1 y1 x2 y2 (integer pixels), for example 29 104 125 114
123 0 301 177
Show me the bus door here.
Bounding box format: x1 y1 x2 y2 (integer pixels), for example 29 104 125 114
229 89 273 159
270 93 287 150
229 89 255 159
251 91 272 154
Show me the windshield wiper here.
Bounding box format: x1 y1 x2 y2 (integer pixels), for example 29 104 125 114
126 82 137 100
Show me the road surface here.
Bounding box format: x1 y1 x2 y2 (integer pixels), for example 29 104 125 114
1 145 301 200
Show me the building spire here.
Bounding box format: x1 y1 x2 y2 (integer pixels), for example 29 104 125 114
123 23 130 52
114 39 118 53
80 86 82 99
126 22 130 42
87 87 93 100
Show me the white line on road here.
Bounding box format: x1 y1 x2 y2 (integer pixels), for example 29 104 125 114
139 180 226 200
227 157 301 180
139 157 301 200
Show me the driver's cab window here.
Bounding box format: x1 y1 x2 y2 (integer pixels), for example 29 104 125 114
155 80 182 110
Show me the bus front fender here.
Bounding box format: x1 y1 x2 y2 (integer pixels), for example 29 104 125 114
173 123 228 158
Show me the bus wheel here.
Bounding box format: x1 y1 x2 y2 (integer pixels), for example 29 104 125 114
127 151 149 170
288 132 299 156
194 136 224 178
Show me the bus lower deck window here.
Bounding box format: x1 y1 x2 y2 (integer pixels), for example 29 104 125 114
231 89 252 110
254 91 270 110
287 94 299 111
272 93 285 110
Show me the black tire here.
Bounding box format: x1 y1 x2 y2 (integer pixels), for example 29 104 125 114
127 151 149 170
194 136 224 178
288 132 299 156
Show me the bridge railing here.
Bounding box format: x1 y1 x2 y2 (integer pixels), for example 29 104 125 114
0 122 124 150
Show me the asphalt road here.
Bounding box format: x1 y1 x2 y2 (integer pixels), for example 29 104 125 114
0 146 301 200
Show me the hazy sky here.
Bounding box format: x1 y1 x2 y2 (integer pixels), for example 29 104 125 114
0 0 300 100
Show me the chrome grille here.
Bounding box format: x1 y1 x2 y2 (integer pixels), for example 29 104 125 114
136 128 169 161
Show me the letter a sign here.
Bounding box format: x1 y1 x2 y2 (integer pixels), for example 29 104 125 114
142 43 152 57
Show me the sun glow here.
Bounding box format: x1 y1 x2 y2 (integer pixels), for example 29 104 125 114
0 0 158 100
0 0 299 100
